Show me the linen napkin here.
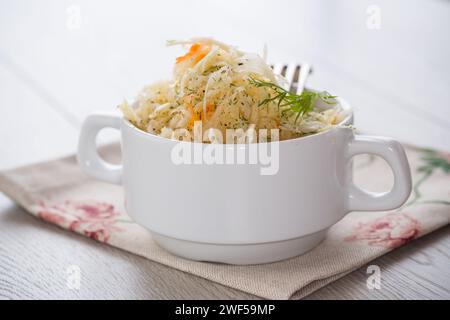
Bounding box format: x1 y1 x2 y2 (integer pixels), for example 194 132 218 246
0 143 449 299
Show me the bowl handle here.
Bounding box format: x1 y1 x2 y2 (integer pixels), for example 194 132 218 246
346 135 412 212
77 112 122 184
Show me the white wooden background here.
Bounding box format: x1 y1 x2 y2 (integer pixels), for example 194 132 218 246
0 0 449 299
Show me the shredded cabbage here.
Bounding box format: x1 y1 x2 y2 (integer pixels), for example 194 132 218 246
119 38 344 142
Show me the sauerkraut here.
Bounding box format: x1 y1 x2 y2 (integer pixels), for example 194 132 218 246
119 38 344 143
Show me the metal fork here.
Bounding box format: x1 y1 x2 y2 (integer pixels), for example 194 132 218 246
270 62 312 94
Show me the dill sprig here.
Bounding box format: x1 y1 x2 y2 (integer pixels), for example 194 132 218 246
248 78 337 122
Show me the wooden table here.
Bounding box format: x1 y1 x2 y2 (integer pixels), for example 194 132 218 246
1 0 449 299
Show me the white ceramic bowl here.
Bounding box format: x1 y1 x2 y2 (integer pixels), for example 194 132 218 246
78 96 412 264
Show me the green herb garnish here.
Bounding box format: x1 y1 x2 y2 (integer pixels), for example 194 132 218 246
203 65 222 75
248 78 337 122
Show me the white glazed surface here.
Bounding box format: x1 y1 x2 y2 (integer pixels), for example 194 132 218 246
121 123 351 244
78 97 412 263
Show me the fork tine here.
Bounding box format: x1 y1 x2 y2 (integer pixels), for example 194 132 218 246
271 62 312 93
284 63 298 92
272 63 284 76
296 63 311 95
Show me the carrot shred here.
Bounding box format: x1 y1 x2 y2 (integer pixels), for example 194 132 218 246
201 104 216 121
176 43 211 65
186 104 216 129
187 105 200 129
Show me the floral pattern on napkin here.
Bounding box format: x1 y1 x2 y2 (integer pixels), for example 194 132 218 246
32 200 125 242
345 212 420 248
